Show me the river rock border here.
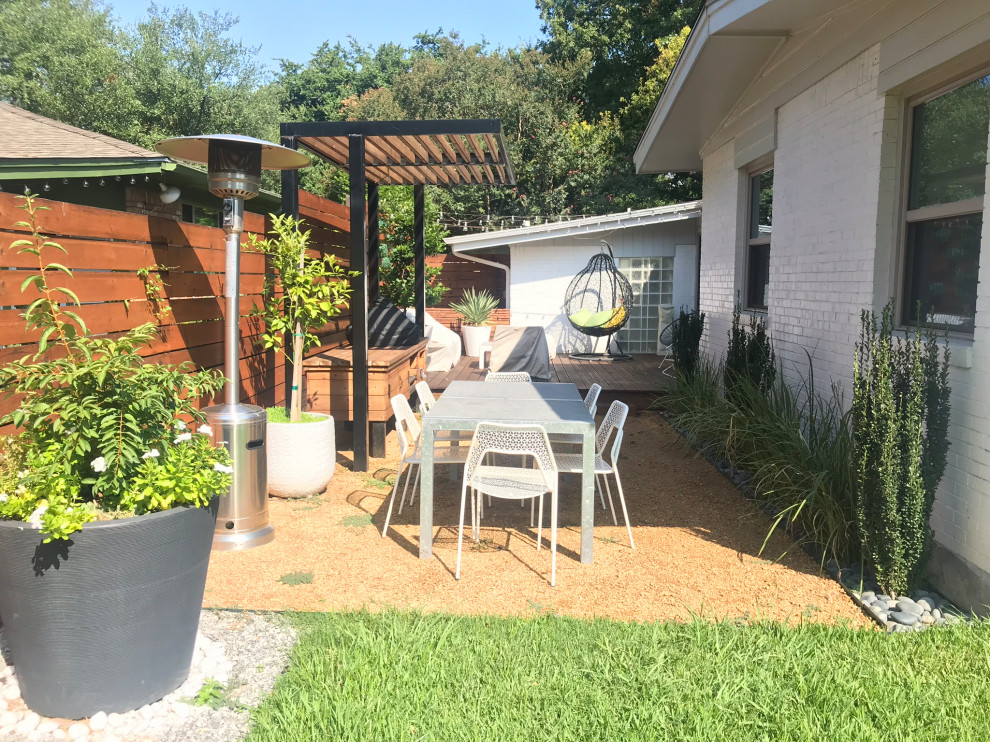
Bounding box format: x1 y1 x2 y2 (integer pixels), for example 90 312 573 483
0 609 297 741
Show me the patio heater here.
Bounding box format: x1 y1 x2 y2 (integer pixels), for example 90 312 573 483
155 134 309 550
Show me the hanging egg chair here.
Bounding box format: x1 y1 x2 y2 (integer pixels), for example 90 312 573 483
564 241 634 361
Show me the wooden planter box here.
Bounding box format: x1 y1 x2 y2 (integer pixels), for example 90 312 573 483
301 340 427 457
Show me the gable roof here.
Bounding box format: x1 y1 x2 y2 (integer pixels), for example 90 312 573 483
444 201 701 252
634 0 847 172
0 103 161 160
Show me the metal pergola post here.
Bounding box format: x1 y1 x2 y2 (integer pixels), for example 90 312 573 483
367 183 380 305
413 184 426 336
348 134 370 473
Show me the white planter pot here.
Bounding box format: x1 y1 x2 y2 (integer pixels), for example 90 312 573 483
266 413 335 498
461 324 491 358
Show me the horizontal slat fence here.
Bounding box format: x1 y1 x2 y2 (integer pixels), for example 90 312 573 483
0 190 350 426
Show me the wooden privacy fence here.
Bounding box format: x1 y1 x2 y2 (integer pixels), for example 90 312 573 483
0 191 349 424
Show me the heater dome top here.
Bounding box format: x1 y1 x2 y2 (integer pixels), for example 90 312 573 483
154 134 310 171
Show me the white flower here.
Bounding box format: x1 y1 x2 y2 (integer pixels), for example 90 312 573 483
174 420 187 430
174 433 192 444
15 485 26 495
17 469 28 479
213 462 233 474
142 449 161 459
0 494 8 503
197 424 212 435
91 456 107 473
28 504 47 528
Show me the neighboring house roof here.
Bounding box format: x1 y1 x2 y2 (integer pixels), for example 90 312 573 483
634 0 848 172
0 103 159 159
444 201 702 252
0 102 280 211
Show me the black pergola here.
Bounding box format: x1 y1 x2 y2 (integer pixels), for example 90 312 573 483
279 119 516 472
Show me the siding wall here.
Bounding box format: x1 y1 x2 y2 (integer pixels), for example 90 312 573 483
508 220 700 355
697 33 990 610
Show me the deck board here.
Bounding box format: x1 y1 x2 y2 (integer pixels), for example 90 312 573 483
425 353 671 397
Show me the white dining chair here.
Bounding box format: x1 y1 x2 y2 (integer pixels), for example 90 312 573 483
414 381 473 441
456 423 560 586
381 394 468 538
553 400 634 549
549 383 602 453
485 371 531 382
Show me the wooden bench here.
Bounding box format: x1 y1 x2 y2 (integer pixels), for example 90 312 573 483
301 340 428 457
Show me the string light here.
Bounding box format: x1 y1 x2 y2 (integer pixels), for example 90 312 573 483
43 183 51 192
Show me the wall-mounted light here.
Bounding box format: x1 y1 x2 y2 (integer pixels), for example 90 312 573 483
158 182 181 204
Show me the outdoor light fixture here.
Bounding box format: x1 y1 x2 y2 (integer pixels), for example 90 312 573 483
155 134 309 551
158 182 181 204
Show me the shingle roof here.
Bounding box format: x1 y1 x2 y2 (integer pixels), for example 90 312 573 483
0 103 161 160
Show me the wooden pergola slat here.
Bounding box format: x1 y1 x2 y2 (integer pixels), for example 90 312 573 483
279 119 515 472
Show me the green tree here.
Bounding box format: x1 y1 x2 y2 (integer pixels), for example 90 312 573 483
536 0 703 116
0 0 137 139
376 186 449 308
127 4 280 148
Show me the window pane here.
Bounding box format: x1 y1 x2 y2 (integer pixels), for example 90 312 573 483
747 244 770 310
749 169 773 239
905 214 982 332
909 74 990 210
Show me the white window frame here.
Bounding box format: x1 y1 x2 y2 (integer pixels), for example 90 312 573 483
745 165 773 312
899 68 990 336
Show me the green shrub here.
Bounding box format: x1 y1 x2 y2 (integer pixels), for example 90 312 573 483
852 302 951 596
724 306 776 400
670 308 705 379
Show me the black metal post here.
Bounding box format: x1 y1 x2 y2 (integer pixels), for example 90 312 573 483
279 134 300 413
413 184 426 335
349 135 370 472
367 182 380 305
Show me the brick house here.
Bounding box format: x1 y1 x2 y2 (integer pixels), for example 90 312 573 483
635 0 990 611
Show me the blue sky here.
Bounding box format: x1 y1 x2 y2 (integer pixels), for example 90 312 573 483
109 0 546 69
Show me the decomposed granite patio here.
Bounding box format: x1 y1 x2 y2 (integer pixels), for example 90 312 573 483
203 410 869 627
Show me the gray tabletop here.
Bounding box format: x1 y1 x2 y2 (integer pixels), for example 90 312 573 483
417 381 597 565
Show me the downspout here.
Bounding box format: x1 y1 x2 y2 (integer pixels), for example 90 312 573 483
450 246 512 310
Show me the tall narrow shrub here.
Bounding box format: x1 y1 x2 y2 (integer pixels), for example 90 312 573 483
671 308 705 379
724 306 776 401
852 302 951 596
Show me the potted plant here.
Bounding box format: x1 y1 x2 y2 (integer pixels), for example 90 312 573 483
0 195 233 719
450 288 499 358
249 214 354 498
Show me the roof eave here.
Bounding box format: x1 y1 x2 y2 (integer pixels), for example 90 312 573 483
0 157 174 181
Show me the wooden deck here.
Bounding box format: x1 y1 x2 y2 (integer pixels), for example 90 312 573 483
425 353 672 405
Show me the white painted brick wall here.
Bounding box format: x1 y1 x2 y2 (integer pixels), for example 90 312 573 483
699 46 990 584
509 219 700 354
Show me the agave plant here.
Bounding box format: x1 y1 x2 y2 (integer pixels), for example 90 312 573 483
450 288 499 326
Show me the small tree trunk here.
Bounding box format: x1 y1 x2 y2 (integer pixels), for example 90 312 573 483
291 320 304 422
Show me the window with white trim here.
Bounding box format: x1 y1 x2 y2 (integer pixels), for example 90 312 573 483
617 257 673 354
903 72 989 333
746 168 773 311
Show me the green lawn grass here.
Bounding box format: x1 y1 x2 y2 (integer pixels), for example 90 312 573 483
246 611 990 742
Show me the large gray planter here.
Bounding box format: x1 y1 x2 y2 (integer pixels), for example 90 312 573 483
0 500 218 719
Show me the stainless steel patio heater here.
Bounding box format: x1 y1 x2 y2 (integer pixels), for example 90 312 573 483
154 134 309 550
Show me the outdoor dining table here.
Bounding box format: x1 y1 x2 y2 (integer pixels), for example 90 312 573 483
419 380 598 563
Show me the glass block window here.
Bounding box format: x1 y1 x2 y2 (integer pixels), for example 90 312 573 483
616 257 674 354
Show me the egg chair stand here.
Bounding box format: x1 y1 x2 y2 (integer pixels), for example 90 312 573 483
564 241 634 362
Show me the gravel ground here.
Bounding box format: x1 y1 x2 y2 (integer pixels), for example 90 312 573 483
0 610 297 741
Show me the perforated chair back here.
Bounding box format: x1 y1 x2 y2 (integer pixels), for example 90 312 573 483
584 383 602 417
390 394 420 456
464 423 557 492
596 400 629 461
485 371 531 382
414 381 436 413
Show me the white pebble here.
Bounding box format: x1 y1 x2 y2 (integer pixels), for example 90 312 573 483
139 704 156 720
0 697 6 713
172 703 192 719
105 712 124 728
16 713 39 734
88 710 107 731
37 719 59 734
2 684 20 701
1 709 23 727
67 722 89 739
52 730 68 740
